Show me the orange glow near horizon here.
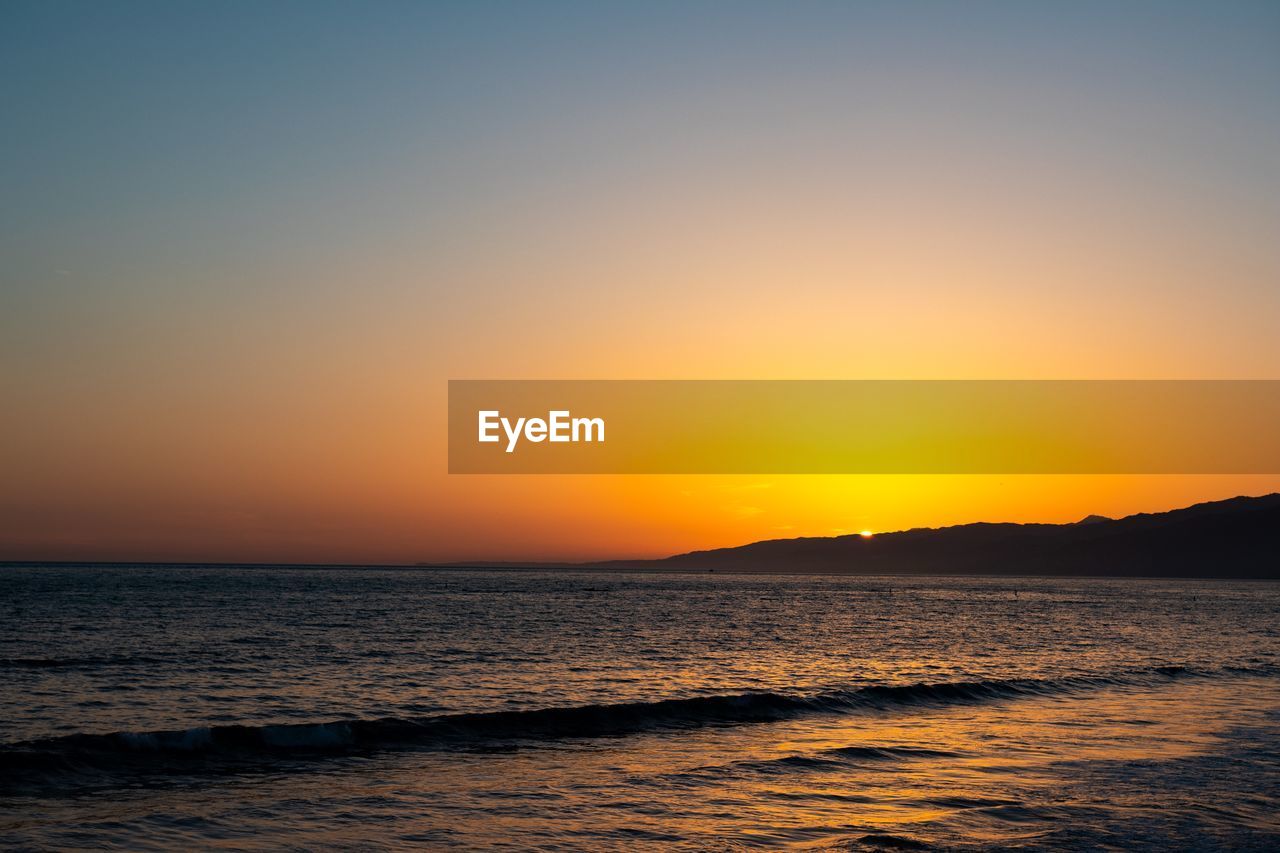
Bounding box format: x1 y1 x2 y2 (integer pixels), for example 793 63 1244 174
5 468 1280 564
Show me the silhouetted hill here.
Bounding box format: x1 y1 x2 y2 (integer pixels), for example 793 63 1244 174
586 494 1280 578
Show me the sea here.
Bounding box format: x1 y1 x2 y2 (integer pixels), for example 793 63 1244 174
2 566 1278 850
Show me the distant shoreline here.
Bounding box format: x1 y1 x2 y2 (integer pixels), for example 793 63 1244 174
7 493 1278 580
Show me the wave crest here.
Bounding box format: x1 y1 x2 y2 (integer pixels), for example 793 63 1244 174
1 664 1264 791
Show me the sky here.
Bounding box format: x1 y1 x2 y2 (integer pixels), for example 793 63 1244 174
3 1 1279 563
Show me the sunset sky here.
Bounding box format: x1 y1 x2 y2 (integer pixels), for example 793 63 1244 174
3 1 1280 562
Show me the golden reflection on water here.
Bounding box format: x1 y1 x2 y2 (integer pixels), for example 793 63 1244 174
19 675 1273 850
374 675 1275 850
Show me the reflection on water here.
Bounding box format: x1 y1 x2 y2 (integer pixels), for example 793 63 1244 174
2 567 1278 849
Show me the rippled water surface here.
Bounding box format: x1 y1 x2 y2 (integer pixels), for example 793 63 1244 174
2 566 1279 850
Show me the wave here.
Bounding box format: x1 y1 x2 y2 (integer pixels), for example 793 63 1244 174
1 654 168 670
0 664 1265 791
722 744 965 776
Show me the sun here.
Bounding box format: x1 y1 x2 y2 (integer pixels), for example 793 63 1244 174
859 530 874 538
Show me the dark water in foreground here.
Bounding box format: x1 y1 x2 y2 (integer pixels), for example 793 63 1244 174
2 567 1279 850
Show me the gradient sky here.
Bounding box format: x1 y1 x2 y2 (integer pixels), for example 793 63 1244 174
3 1 1280 562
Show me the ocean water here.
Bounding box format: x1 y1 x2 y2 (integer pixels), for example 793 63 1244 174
2 567 1279 851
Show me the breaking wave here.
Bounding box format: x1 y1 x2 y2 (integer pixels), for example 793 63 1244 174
1 663 1267 792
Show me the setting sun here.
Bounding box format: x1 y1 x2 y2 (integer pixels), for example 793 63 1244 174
860 530 874 538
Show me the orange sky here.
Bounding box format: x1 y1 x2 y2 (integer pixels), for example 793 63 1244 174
3 3 1279 563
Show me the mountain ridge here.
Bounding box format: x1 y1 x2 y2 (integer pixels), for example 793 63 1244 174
581 493 1280 578
424 493 1280 578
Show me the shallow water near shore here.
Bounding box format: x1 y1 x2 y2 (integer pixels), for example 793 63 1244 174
2 567 1279 850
